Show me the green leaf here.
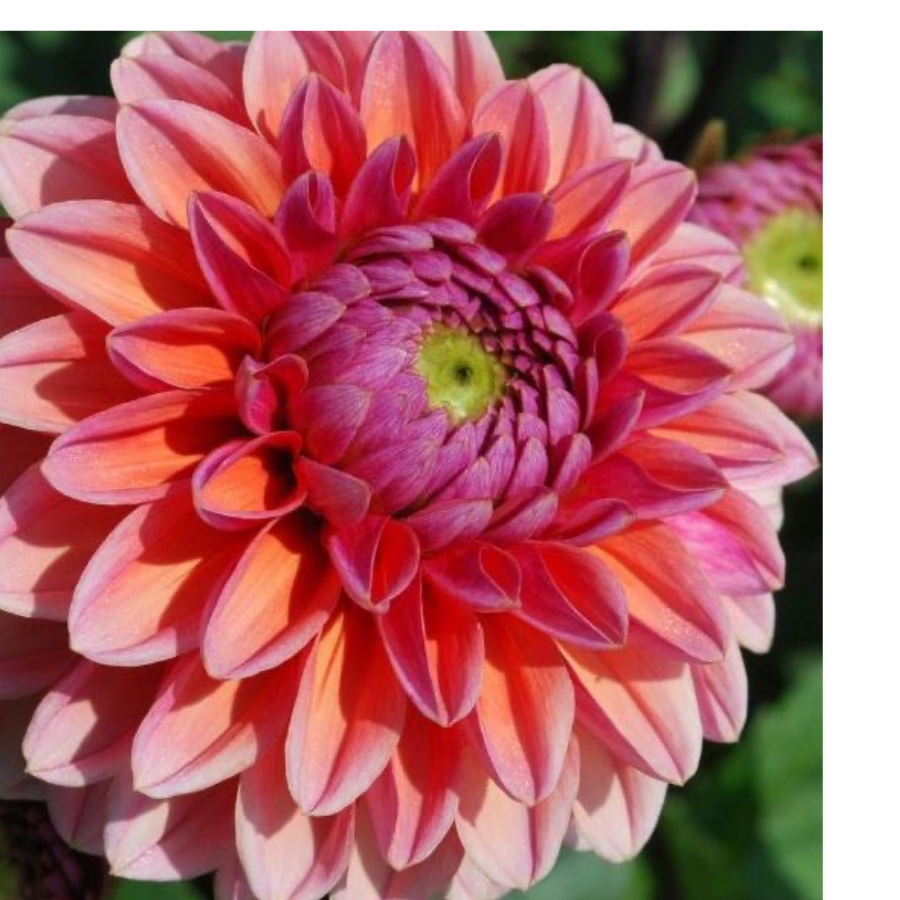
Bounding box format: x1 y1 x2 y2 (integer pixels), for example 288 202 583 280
753 656 823 900
507 850 654 900
110 879 202 900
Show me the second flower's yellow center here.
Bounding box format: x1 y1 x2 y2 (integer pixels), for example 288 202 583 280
744 208 823 327
416 325 507 423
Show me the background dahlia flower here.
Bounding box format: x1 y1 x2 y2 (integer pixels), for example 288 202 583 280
690 136 823 419
0 30 816 900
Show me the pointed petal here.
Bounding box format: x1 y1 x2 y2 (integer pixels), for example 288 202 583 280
287 606 406 815
23 659 162 786
724 592 775 654
243 31 348 141
606 161 696 263
112 54 246 123
0 464 122 621
45 781 110 854
530 64 616 187
7 201 211 324
43 390 239 504
683 284 795 390
378 575 484 726
594 523 730 663
456 739 579 890
237 747 355 900
571 726 667 862
108 307 261 391
366 711 461 869
188 190 291 322
104 776 237 880
192 432 306 529
360 32 466 187
472 616 574 804
279 74 367 196
132 653 297 798
692 639 748 743
423 541 521 613
563 642 702 784
0 114 136 217
417 32 504 117
472 80 549 195
203 514 339 680
117 99 283 226
0 312 137 433
69 489 245 665
325 515 420 612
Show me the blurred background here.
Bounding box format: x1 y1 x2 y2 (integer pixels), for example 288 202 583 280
0 31 822 900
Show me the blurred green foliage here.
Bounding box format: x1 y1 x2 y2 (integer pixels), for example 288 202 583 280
0 30 822 900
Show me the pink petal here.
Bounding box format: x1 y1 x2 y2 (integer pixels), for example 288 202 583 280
530 64 616 187
415 134 502 224
192 432 306 530
7 200 212 324
43 390 240 505
571 726 667 862
132 653 297 798
365 711 461 868
670 488 785 596
237 747 355 900
423 541 522 612
417 32 505 117
691 639 748 743
0 464 122 621
243 31 348 141
340 137 417 240
0 114 137 217
683 284 795 390
456 739 579 890
111 55 246 123
188 190 291 322
23 659 163 786
0 312 138 433
104 776 237 880
564 642 702 784
202 514 339 680
471 616 574 804
117 99 283 227
2 95 118 123
606 160 696 263
724 592 775 654
287 606 406 815
297 459 371 528
0 610 73 699
69 489 246 665
359 32 466 188
235 353 309 435
378 575 484 726
513 542 628 649
279 74 367 196
325 515 420 612
472 80 549 195
643 221 744 285
613 263 721 342
595 523 730 663
108 307 261 391
547 158 633 240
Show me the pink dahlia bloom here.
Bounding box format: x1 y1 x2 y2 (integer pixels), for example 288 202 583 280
0 31 816 900
690 136 823 419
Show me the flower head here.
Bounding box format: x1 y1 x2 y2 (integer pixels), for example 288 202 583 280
0 31 816 900
690 136 823 418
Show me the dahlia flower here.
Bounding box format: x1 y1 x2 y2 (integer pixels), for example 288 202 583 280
0 31 816 900
690 137 823 419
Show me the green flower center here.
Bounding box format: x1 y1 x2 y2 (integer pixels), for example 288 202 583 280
416 325 507 423
744 208 823 327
